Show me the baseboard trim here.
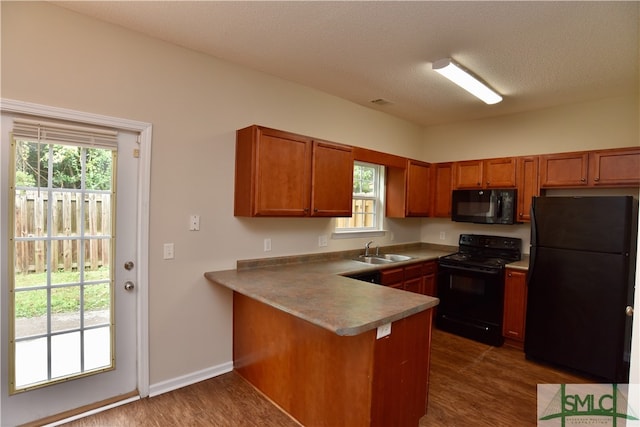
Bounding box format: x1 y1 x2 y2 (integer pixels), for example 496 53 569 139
149 361 234 397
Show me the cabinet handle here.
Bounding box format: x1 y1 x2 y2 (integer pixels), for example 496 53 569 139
519 212 523 218
477 182 482 186
313 208 318 212
580 177 586 182
486 181 490 185
508 273 512 277
594 177 600 182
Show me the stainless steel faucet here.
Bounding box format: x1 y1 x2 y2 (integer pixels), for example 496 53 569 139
364 240 374 256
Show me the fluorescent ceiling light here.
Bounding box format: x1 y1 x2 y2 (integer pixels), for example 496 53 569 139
432 58 502 105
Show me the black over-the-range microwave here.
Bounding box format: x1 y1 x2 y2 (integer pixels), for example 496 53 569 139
451 189 517 225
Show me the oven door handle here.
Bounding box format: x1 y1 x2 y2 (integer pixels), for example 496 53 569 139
438 264 502 275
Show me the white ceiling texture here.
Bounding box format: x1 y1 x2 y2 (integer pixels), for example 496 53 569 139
55 1 639 127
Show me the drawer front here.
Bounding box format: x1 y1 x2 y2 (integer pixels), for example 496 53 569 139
380 267 404 285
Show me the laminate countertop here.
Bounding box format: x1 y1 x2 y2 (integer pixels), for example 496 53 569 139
205 245 453 337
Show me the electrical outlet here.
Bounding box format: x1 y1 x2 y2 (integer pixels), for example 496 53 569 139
318 235 328 247
163 243 174 260
264 238 272 252
376 323 392 339
189 215 200 231
439 231 446 240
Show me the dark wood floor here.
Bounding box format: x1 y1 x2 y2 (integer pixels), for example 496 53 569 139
63 329 589 427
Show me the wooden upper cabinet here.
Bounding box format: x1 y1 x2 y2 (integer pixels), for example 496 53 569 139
387 159 431 218
431 162 453 218
540 147 639 189
539 151 589 188
589 147 640 187
516 156 539 222
484 157 517 188
406 160 431 216
310 141 354 216
454 157 516 189
454 160 483 189
234 125 353 217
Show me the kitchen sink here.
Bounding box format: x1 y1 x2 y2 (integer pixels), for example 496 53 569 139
353 254 414 264
378 254 413 262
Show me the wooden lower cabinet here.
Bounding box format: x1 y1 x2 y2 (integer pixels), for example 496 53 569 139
502 268 528 348
380 261 437 296
422 261 437 297
233 292 433 427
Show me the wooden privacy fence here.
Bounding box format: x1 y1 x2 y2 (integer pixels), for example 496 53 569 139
14 190 111 274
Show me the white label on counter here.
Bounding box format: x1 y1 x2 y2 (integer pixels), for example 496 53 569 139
376 323 392 339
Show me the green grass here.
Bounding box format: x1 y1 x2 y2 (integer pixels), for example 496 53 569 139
14 269 111 318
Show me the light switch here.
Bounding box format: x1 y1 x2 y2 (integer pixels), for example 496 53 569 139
163 243 174 260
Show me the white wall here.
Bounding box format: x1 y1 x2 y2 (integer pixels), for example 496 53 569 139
422 95 639 163
0 2 425 389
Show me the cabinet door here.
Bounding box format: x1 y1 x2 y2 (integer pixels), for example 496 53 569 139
589 147 640 187
404 277 423 294
380 267 404 289
454 160 483 189
310 141 353 217
235 125 312 216
403 263 424 294
516 156 539 222
422 261 437 297
539 152 589 188
431 163 453 217
503 269 527 343
255 131 312 216
406 160 431 216
484 157 516 188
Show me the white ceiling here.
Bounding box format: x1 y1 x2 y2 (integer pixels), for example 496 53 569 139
55 1 639 127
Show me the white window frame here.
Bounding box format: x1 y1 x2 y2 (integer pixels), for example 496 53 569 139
333 161 385 238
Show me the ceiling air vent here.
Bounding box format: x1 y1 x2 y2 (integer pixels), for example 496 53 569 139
370 98 392 106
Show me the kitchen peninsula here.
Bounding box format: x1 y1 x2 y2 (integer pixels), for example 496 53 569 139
204 246 448 427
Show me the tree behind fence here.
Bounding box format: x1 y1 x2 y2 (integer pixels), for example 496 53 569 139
14 190 111 274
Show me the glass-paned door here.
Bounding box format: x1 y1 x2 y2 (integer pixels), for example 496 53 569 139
2 112 140 426
11 140 116 392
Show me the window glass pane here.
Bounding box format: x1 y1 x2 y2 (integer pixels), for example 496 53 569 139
353 164 376 196
14 289 48 338
84 326 111 371
85 148 113 191
15 338 48 388
84 283 111 328
15 140 48 189
336 162 382 231
51 145 81 189
14 241 47 288
51 332 81 379
51 286 80 333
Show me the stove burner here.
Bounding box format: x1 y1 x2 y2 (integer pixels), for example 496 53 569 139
438 234 523 273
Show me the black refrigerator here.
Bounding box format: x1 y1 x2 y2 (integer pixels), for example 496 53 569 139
525 196 639 382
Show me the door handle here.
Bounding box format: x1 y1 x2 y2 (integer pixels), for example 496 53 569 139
626 306 634 317
124 281 135 291
124 261 134 270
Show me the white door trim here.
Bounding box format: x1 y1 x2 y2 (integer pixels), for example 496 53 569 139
0 98 152 400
